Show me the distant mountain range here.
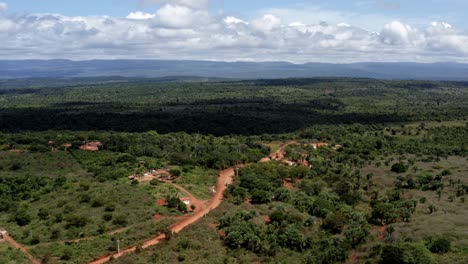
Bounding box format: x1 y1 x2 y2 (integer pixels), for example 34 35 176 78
1 60 468 81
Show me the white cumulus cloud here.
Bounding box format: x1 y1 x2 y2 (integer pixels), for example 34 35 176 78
252 14 282 33
127 11 155 20
0 3 466 63
380 21 415 45
139 0 209 9
155 4 208 28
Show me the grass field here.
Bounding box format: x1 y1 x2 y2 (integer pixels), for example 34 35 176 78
0 242 31 264
362 155 468 261
0 150 169 263
174 167 218 200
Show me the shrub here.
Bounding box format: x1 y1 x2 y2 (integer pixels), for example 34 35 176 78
426 237 451 254
103 213 113 222
80 194 91 203
251 190 272 204
321 213 347 234
150 179 159 186
65 215 89 229
391 162 408 173
440 169 452 176
112 214 128 226
37 208 49 220
61 249 73 260
9 162 22 171
30 235 40 245
380 242 433 264
91 199 104 208
169 169 182 177
12 209 32 226
105 204 116 212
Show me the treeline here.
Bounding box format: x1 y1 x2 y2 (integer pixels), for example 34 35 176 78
0 78 467 135
0 131 270 170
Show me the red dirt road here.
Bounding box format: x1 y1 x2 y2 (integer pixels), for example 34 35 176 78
88 167 235 264
4 233 41 264
88 143 295 264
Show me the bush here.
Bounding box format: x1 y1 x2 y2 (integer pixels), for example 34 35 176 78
103 213 113 222
112 214 128 226
321 213 347 234
251 190 272 204
380 242 433 264
426 237 451 254
91 199 104 208
80 194 91 203
12 210 32 226
61 249 73 260
9 162 22 171
105 204 116 212
37 208 49 220
440 169 452 176
65 215 89 229
30 235 40 245
150 179 159 186
391 163 408 173
169 169 182 177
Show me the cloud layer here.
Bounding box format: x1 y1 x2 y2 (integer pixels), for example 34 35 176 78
0 2 467 62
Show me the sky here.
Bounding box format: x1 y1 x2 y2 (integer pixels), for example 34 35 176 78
0 0 467 63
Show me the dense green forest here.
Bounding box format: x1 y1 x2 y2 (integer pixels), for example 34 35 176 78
1 78 467 135
0 78 466 264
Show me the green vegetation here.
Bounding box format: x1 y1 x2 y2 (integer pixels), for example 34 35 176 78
1 78 467 135
0 242 31 264
0 77 466 263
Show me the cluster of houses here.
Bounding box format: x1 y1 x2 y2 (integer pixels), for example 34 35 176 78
47 140 102 151
270 142 343 167
129 169 178 182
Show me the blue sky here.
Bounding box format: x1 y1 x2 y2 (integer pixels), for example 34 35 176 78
4 0 467 29
0 0 467 62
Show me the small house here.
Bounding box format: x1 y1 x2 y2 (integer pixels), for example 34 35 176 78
180 197 191 206
0 229 7 240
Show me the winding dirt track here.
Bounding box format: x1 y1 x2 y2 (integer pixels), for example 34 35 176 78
3 233 41 264
4 143 291 264
88 143 299 264
88 168 235 264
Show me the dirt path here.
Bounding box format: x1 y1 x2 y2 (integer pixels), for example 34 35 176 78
4 233 41 264
29 227 131 249
88 167 236 264
160 180 207 212
88 142 297 264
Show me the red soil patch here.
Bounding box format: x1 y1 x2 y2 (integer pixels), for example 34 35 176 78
377 225 386 241
154 214 164 221
283 179 295 190
156 199 166 206
79 141 103 151
218 229 226 238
